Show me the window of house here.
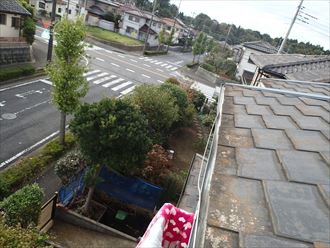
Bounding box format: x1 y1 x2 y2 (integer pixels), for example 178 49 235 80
167 26 171 31
152 21 156 27
128 15 139 23
58 8 62 13
38 2 45 9
0 14 6 25
68 9 72 14
158 23 161 28
126 26 136 34
11 17 20 29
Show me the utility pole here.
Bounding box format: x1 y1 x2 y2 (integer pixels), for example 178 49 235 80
223 24 232 49
278 0 304 54
47 0 57 62
142 0 157 54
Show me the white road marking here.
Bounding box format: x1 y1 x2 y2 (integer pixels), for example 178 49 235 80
102 78 125 88
0 80 45 92
143 64 151 67
105 50 113 54
86 72 109 81
93 75 117 84
0 101 6 107
14 100 50 115
139 57 144 60
157 80 163 83
145 58 152 61
15 90 43 99
130 59 137 63
0 130 59 168
111 63 120 67
142 74 151 78
40 79 53 85
96 57 105 62
126 68 135 73
156 68 163 72
120 85 136 95
83 69 101 76
160 63 168 67
166 65 173 69
118 54 125 58
111 81 133 91
155 61 162 65
175 60 184 64
170 67 178 71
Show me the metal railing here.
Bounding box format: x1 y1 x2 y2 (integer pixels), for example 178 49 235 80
188 85 225 248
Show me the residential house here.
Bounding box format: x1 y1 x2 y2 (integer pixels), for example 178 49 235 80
235 40 278 83
85 0 119 26
250 54 330 84
161 17 186 44
179 76 330 247
119 7 163 46
30 0 81 20
0 0 32 64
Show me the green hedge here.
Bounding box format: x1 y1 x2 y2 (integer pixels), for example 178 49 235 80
201 63 216 73
186 62 199 68
0 133 75 200
0 65 36 82
144 50 168 56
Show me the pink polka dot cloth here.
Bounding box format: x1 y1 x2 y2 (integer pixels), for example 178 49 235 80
136 203 195 248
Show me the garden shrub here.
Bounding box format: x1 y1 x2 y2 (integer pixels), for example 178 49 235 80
55 149 87 185
0 133 75 199
0 183 43 228
0 215 49 247
164 77 180 85
201 63 216 73
187 88 206 111
0 65 35 82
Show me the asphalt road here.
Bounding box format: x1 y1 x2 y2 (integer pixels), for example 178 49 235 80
0 31 194 169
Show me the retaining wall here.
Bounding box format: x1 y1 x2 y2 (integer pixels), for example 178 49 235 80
86 36 143 52
0 42 31 65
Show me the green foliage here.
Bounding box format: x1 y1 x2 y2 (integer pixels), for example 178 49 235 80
0 215 49 248
0 65 35 82
206 39 215 53
70 98 152 175
55 150 87 185
159 170 187 204
201 63 216 73
22 17 35 45
144 50 168 56
130 85 179 144
102 11 115 22
47 17 88 115
160 83 188 118
164 77 180 85
186 62 199 68
187 88 206 111
0 133 75 200
192 32 205 62
158 28 166 45
201 114 215 127
17 0 34 16
0 184 43 228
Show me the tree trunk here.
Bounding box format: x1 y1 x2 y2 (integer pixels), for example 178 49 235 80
82 185 95 215
59 111 66 146
193 54 196 63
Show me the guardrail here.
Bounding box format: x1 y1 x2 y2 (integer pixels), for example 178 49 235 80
188 84 225 247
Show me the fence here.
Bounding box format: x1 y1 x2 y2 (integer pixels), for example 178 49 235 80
38 192 58 232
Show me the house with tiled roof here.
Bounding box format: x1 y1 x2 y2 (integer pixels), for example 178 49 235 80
178 73 330 247
0 0 32 65
235 41 278 84
161 17 186 44
250 54 330 85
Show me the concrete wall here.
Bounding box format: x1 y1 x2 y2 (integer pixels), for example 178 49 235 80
99 20 114 31
236 47 265 80
0 42 31 65
0 13 21 37
86 36 143 52
119 13 141 39
55 207 137 242
196 66 218 85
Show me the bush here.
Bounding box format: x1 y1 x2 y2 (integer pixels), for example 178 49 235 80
187 88 206 111
0 65 35 82
201 114 216 128
159 170 187 204
55 150 87 185
144 50 168 56
186 62 199 68
22 17 36 45
0 215 48 247
201 63 216 73
164 77 180 85
0 133 75 200
0 184 43 227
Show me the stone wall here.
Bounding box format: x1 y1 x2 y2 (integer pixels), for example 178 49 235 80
86 36 143 52
0 42 31 65
196 66 219 84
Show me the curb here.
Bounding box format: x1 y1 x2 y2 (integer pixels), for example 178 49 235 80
0 70 46 87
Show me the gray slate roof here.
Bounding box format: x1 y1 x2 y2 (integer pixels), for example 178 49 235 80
243 40 278 54
0 0 31 16
251 54 330 83
205 80 330 247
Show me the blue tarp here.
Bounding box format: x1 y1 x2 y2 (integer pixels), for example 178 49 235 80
97 166 163 210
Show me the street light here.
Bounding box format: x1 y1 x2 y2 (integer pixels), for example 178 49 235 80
142 0 158 54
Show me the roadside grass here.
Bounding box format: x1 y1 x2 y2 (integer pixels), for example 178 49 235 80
0 133 75 200
86 26 143 46
0 64 36 82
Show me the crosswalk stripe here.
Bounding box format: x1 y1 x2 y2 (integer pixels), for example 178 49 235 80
102 78 125 88
170 67 178 71
150 60 158 63
160 63 168 67
166 65 173 69
111 81 133 91
139 57 145 60
155 62 162 65
93 75 117 84
87 72 108 81
83 69 101 76
120 85 136 95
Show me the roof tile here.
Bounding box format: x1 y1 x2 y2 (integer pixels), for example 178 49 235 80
262 115 297 129
252 128 293 150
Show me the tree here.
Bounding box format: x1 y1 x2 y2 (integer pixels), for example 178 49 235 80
0 184 43 228
206 38 215 53
192 32 204 63
130 85 179 144
47 18 88 146
70 98 152 213
22 17 36 45
158 28 166 51
198 33 208 62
